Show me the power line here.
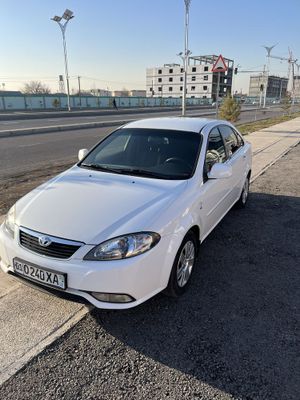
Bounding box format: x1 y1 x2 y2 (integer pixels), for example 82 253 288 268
81 75 145 85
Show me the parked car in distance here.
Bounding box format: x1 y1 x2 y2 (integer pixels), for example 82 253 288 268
0 117 252 309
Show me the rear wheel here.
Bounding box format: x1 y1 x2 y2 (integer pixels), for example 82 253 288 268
236 175 250 208
165 231 198 297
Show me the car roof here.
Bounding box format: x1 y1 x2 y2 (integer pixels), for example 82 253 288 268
123 117 215 133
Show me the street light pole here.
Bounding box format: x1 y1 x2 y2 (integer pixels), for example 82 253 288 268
262 44 276 108
77 75 82 108
51 9 74 112
182 0 191 116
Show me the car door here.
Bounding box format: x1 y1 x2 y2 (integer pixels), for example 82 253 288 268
218 124 246 203
200 126 232 237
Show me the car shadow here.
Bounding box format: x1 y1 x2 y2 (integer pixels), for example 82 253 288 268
90 191 300 399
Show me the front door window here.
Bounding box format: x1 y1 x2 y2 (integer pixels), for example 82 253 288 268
204 127 227 176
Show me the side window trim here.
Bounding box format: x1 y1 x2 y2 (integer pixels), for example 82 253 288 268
232 128 245 147
216 125 229 157
218 124 243 160
203 126 227 181
216 125 231 160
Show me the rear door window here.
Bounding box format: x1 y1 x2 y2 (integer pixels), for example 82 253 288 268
218 125 242 157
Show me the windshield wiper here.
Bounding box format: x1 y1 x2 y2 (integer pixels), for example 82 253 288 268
115 168 183 179
80 164 188 179
80 163 124 174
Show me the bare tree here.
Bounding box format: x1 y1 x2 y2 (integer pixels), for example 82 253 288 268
280 95 292 116
22 81 51 94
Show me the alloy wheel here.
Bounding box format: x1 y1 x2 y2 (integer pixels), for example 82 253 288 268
176 240 195 287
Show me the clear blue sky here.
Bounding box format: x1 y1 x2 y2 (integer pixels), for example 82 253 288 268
0 0 299 93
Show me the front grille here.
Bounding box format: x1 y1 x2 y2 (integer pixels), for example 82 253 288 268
19 227 84 259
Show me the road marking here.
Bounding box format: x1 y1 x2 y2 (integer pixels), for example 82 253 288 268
18 142 42 148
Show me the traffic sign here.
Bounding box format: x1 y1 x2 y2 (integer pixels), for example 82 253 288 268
211 54 228 73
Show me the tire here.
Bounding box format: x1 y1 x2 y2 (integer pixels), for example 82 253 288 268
236 175 250 208
165 231 198 298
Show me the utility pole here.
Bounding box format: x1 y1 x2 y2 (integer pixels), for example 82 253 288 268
279 78 283 102
151 78 154 98
232 64 240 96
215 72 221 118
260 66 265 108
182 0 191 116
77 76 82 108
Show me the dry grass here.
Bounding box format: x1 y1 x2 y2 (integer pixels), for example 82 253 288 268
238 111 300 135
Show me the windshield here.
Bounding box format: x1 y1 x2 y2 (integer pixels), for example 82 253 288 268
79 128 202 180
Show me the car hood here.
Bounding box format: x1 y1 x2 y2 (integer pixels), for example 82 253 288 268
16 166 188 244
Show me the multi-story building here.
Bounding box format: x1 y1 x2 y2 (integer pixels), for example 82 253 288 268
113 89 130 97
293 76 300 98
78 89 112 97
146 55 234 100
129 90 147 97
249 75 288 98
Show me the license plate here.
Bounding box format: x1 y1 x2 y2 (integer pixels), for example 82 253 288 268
13 258 67 290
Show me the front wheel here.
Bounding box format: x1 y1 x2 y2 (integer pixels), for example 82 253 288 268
165 232 198 298
236 175 250 208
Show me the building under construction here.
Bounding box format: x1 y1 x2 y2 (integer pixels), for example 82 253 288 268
249 75 288 99
146 55 234 100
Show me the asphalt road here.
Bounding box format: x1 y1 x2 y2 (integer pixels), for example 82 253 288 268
0 106 282 132
0 143 298 400
0 105 212 121
0 107 284 181
0 126 108 180
0 109 203 131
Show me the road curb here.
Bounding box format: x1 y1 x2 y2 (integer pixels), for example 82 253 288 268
0 306 91 386
0 119 134 139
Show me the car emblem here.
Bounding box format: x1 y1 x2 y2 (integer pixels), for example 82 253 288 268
38 236 52 247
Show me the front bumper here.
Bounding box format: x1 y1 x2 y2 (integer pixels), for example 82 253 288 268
0 223 176 309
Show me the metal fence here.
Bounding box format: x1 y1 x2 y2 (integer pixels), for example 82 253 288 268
0 94 292 111
0 94 214 111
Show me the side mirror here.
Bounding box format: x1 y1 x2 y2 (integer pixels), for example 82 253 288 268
78 148 88 161
208 163 232 179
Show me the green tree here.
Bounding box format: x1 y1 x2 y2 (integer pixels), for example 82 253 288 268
52 98 60 108
219 95 241 122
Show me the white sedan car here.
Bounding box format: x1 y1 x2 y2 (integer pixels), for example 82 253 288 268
0 118 252 309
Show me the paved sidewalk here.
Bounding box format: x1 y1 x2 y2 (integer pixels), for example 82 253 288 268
245 117 300 181
0 117 299 386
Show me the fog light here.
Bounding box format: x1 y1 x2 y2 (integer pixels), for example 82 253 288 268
91 292 135 303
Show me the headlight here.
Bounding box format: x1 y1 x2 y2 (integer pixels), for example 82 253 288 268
4 205 16 238
84 232 160 261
